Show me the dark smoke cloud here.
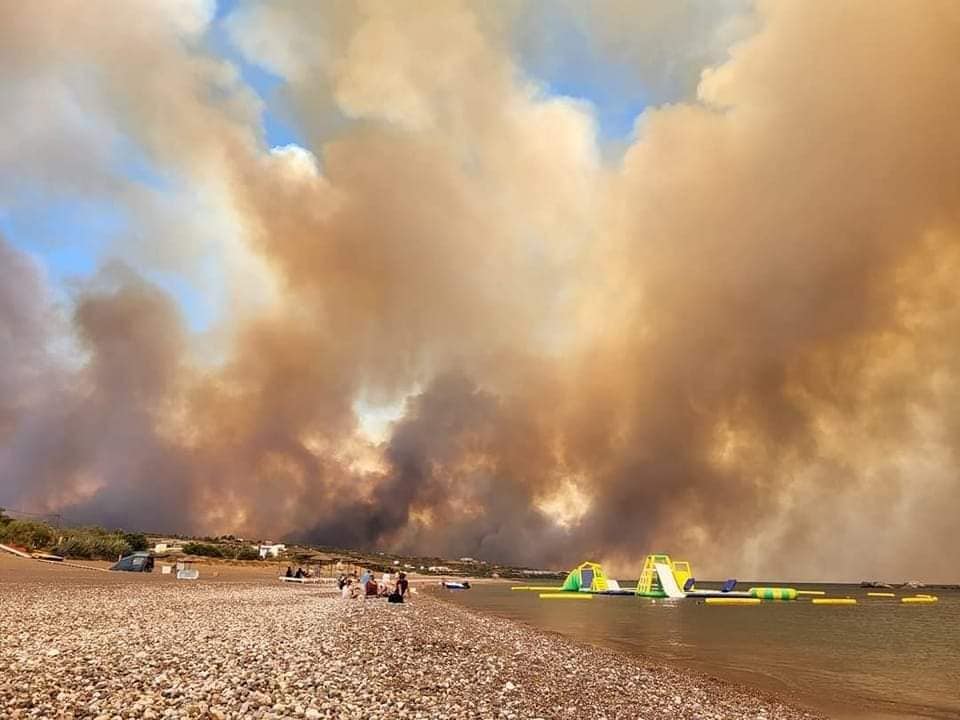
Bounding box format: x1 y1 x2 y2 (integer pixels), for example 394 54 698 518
2 1 960 580
305 373 573 567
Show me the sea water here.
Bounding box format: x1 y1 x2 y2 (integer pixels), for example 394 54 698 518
441 583 960 719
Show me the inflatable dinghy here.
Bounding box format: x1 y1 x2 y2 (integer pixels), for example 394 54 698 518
442 581 471 590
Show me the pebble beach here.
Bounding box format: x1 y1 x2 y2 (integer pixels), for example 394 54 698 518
0 557 824 720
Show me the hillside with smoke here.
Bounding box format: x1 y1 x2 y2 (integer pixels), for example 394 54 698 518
2 1 959 580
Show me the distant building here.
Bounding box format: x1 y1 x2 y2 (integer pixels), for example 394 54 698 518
458 557 476 563
427 565 451 573
258 543 286 558
153 543 183 554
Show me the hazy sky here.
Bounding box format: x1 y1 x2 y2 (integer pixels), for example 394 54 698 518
2 0 959 581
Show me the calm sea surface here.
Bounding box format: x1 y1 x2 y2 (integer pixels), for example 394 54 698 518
441 582 960 719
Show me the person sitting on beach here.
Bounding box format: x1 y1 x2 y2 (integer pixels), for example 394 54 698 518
294 567 304 579
365 576 378 598
387 572 410 603
341 578 353 600
285 566 294 578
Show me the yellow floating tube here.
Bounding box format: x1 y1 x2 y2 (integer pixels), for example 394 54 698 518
539 593 593 600
867 592 896 598
796 590 825 596
812 598 857 605
902 596 938 604
749 587 798 600
705 598 762 605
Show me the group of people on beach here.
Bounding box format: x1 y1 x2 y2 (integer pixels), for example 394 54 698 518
338 570 409 603
284 566 311 579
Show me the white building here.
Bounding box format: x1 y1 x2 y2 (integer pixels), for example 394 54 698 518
258 543 286 558
153 542 184 554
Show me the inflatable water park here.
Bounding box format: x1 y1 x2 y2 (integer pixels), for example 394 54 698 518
512 555 939 605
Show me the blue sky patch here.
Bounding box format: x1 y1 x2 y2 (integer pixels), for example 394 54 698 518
210 0 305 150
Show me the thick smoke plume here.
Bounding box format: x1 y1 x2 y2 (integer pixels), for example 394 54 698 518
2 1 960 580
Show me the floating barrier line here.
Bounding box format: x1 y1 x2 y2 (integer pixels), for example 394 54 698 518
902 596 938 604
867 592 896 597
796 590 826 596
705 598 761 606
812 598 857 605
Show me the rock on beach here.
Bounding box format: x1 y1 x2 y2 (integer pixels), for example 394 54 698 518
0 562 824 719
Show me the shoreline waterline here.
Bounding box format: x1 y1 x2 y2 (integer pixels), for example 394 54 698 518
435 581 960 720
0 557 823 719
426 585 838 719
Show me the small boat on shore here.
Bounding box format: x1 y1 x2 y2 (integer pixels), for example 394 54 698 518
442 581 471 590
32 552 64 562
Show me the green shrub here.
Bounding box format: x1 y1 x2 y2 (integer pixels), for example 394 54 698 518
0 519 56 550
182 542 224 558
233 545 260 561
122 532 149 552
51 528 132 560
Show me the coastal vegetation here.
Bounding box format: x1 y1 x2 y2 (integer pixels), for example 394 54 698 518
181 541 261 561
0 510 147 560
0 509 561 577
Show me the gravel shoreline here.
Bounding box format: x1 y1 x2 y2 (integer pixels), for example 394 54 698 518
0 566 825 719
